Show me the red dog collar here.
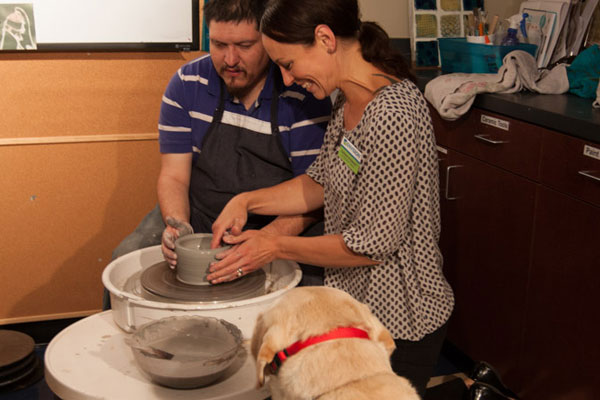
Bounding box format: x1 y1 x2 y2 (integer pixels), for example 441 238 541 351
269 327 370 374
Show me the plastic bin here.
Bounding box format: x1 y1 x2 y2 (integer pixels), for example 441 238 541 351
438 38 538 73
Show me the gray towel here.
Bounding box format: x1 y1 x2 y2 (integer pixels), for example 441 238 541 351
425 50 569 120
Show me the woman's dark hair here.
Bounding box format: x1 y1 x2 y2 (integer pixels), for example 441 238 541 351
261 0 415 82
204 0 269 28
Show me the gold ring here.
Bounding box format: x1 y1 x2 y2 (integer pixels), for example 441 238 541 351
236 268 243 277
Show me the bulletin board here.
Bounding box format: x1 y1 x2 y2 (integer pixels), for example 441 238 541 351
0 0 200 51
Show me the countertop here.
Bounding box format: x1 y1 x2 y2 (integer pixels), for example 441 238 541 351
417 70 600 145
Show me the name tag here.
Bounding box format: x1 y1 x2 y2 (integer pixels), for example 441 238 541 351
481 114 510 131
338 136 362 174
584 145 600 160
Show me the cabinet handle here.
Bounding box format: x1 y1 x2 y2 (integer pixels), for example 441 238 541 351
474 134 509 145
445 165 463 200
578 170 600 183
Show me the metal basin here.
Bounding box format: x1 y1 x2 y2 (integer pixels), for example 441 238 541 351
127 316 242 389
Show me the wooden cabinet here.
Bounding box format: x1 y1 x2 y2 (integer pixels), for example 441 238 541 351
433 108 542 390
431 106 600 399
437 146 536 380
518 133 600 400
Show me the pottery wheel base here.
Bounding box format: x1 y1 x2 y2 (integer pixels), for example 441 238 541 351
140 261 266 302
45 311 269 400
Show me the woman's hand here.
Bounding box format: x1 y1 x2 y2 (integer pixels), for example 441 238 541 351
211 194 249 249
206 230 278 284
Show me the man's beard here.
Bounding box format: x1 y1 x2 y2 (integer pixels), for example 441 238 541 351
220 66 251 98
220 65 268 100
227 82 252 99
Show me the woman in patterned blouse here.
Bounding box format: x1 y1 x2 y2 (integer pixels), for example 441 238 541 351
207 0 455 396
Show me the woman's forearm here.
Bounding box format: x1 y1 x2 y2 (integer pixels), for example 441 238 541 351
211 174 325 248
274 234 379 268
207 232 379 284
243 174 324 215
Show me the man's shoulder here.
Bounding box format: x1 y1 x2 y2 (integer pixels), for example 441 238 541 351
177 54 215 82
277 83 311 103
278 84 332 114
279 85 310 103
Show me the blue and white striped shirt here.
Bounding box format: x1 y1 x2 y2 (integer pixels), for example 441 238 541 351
158 54 331 176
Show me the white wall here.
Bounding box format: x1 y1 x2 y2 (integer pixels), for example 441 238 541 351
358 0 409 38
484 0 523 23
358 0 523 38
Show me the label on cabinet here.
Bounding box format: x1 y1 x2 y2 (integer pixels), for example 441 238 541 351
480 114 510 131
583 145 600 160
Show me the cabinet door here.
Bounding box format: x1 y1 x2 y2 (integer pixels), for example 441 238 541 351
438 146 537 391
517 185 600 400
429 103 473 148
540 134 600 207
450 109 543 181
430 107 543 181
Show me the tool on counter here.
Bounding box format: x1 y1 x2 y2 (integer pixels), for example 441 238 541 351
124 339 175 360
489 15 499 36
468 13 476 36
480 11 490 43
473 7 482 36
469 9 499 42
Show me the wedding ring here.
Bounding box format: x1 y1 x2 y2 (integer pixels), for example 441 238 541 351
236 268 243 277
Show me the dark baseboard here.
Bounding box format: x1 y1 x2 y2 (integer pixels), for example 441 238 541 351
1 317 83 344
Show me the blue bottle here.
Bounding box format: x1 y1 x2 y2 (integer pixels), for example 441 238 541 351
501 15 521 46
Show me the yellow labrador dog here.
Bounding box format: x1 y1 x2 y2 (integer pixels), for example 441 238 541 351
251 286 419 400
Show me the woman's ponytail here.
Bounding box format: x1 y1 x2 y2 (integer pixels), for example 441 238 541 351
358 21 415 83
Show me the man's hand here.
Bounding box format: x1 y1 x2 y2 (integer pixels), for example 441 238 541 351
161 216 193 268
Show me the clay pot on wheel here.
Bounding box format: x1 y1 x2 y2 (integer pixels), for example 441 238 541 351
175 233 231 285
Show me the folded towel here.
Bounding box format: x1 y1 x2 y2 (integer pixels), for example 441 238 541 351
425 50 569 120
594 80 600 109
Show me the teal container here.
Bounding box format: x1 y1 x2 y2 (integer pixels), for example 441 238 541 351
438 38 538 73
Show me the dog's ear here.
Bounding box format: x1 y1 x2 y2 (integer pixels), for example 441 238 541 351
251 313 266 360
251 313 279 386
255 330 278 386
373 324 396 355
256 334 277 386
358 303 396 355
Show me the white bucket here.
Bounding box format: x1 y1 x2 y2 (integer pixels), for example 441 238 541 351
102 246 301 338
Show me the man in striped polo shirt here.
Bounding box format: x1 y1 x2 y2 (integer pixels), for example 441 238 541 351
104 0 330 308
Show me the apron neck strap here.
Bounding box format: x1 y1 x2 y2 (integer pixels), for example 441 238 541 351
214 77 280 136
213 79 227 126
269 80 280 136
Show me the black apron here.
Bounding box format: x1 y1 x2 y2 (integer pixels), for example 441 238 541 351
189 79 293 232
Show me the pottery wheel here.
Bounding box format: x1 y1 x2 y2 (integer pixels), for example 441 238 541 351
140 261 266 302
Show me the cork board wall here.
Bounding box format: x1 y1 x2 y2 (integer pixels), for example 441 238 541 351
0 50 203 323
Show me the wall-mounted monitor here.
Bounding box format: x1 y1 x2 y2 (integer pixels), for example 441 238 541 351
0 0 200 52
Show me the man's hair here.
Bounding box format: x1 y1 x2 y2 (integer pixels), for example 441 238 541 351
203 0 269 28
